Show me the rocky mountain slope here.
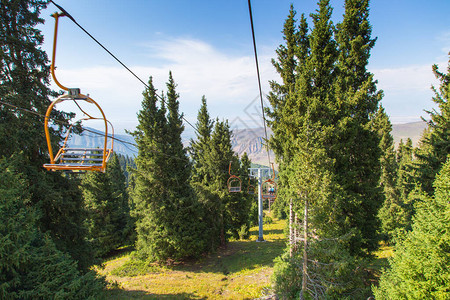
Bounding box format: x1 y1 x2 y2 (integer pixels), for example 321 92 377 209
230 121 427 166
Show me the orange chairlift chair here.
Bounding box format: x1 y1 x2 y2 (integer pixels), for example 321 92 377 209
43 12 113 172
261 163 277 200
247 178 256 195
227 161 242 192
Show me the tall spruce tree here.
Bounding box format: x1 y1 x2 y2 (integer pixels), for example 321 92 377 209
373 107 408 241
203 119 238 246
190 95 214 185
0 0 94 271
81 153 130 257
131 74 206 262
271 1 382 298
414 55 450 195
267 6 309 218
0 0 70 160
333 0 383 255
189 97 221 250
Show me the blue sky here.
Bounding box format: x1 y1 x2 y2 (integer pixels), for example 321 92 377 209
38 0 450 136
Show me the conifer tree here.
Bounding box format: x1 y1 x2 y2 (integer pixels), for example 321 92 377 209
374 157 450 299
396 138 416 223
131 75 206 262
81 153 130 257
267 6 309 218
189 97 222 250
271 1 381 297
232 152 253 239
0 156 105 299
373 107 408 241
0 0 70 160
332 0 383 255
204 119 238 246
414 55 450 195
190 95 214 185
0 0 94 271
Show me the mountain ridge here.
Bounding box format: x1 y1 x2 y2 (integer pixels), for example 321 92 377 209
67 121 427 165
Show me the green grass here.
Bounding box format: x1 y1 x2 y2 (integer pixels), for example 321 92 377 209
368 241 394 288
96 213 286 299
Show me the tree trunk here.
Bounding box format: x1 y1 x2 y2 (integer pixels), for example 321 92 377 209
289 199 294 256
301 198 308 299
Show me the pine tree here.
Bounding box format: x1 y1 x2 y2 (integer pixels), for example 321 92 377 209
116 153 136 185
332 0 383 255
271 1 381 298
189 97 221 250
81 153 130 257
0 0 70 161
107 153 132 243
374 157 450 299
190 95 214 185
0 0 94 271
0 156 106 299
267 5 309 219
414 55 450 195
231 152 253 239
396 138 416 226
131 74 206 262
204 119 238 246
373 108 409 241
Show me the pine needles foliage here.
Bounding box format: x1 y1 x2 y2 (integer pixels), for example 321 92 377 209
374 157 450 299
130 75 206 262
269 0 383 297
0 156 106 299
81 153 131 258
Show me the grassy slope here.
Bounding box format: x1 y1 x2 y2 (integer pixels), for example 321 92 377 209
97 216 286 299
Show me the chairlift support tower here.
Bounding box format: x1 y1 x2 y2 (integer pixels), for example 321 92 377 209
248 166 274 242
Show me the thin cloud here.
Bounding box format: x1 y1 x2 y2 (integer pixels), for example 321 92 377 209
53 37 278 133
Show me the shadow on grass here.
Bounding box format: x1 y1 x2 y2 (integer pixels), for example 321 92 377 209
107 289 206 299
102 245 135 260
171 237 285 275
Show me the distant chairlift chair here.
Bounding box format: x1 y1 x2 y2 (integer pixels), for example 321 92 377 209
261 163 277 200
227 161 242 192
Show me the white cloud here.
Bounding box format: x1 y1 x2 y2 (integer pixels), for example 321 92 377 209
370 61 446 124
52 37 278 133
372 64 437 93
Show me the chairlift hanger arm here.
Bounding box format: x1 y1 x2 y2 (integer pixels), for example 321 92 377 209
50 12 69 92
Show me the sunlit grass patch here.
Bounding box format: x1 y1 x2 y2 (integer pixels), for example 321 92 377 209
369 241 394 281
99 213 287 299
111 258 168 277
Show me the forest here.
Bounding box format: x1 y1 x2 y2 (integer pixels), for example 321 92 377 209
1 0 449 299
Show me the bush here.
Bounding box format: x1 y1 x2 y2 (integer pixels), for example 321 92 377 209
272 253 302 299
238 224 250 240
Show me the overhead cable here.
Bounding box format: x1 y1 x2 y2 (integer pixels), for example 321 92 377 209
49 0 199 135
247 0 272 167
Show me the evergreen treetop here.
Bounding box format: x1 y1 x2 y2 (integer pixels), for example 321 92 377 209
414 54 450 195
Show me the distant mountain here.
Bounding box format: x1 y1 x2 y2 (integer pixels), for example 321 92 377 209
68 121 428 163
68 128 137 158
230 121 428 166
391 121 427 147
230 127 274 167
